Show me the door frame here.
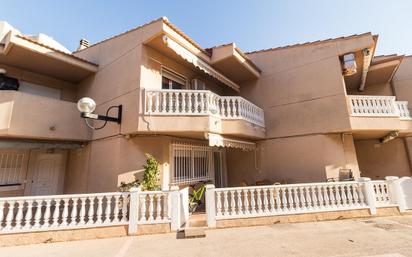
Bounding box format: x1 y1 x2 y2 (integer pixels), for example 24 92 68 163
24 149 67 196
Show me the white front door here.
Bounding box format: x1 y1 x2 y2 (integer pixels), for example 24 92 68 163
28 151 66 196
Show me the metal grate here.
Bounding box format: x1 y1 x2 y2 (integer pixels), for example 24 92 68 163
0 151 27 186
171 142 215 185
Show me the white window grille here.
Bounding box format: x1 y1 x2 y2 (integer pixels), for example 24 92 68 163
171 142 221 185
0 150 28 186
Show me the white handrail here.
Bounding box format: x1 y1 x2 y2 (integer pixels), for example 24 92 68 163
206 180 399 222
348 95 398 117
145 89 265 127
0 192 130 233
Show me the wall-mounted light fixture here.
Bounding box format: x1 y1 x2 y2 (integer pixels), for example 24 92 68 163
77 97 122 130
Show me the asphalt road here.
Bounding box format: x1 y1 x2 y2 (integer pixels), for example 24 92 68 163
1 215 412 257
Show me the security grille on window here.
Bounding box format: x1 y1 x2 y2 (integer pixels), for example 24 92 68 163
161 67 187 90
0 151 28 186
171 143 217 185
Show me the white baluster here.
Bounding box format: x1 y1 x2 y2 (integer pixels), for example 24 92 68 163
311 187 318 209
305 187 312 210
121 195 128 222
5 201 15 230
113 195 120 222
216 192 222 217
148 194 154 221
79 198 87 225
230 191 236 216
243 190 250 215
281 188 287 212
25 200 34 229
140 195 147 221
34 200 43 228
43 199 52 227
317 186 324 209
52 199 60 227
223 191 229 216
96 196 104 224
288 188 295 211
263 188 269 213
162 92 167 113
275 188 281 212
154 92 160 113
293 187 301 210
323 186 330 209
341 185 348 207
103 196 111 224
250 189 256 214
156 194 162 221
87 197 95 224
62 198 70 226
335 186 342 208
14 201 24 229
299 186 306 210
329 186 336 208
269 188 275 213
147 93 153 113
236 190 242 215
256 189 263 214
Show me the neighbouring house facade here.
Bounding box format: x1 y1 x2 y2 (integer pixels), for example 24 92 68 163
1 17 412 198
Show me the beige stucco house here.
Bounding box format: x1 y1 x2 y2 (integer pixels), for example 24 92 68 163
1 17 412 197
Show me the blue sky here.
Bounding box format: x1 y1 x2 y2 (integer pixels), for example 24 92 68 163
2 0 412 55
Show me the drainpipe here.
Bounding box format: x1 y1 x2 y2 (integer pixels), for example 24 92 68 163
358 48 372 91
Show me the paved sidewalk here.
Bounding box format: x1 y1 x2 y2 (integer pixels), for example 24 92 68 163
1 216 412 257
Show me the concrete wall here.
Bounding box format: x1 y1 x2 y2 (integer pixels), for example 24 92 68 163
0 91 90 141
227 134 360 186
347 83 394 96
354 138 412 179
393 56 412 106
64 135 171 193
244 35 377 138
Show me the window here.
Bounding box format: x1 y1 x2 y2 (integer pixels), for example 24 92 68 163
161 67 187 90
0 150 28 186
171 142 224 185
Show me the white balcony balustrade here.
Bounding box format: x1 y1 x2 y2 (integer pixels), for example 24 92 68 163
210 181 369 220
145 89 265 127
348 95 412 120
0 192 130 233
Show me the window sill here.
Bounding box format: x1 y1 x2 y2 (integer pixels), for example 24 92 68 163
0 184 24 192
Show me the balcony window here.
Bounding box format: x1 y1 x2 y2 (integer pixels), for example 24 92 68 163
0 150 28 187
161 67 186 90
171 143 220 185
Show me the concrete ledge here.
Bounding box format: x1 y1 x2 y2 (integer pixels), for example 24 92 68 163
216 207 402 229
0 223 172 247
0 225 128 247
135 223 171 236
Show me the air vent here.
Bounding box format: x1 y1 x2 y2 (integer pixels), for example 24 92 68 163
77 38 90 51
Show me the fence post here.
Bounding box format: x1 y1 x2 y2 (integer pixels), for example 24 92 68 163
128 187 140 235
385 176 406 213
170 186 180 231
205 184 216 228
358 177 377 215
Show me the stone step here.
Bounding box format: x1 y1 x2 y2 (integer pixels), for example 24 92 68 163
188 219 207 227
183 226 207 238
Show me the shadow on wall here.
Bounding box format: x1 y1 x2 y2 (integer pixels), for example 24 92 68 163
117 169 144 188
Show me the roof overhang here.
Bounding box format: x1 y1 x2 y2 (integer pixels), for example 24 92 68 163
0 32 98 82
143 18 241 92
206 133 256 151
209 43 261 82
365 55 404 86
